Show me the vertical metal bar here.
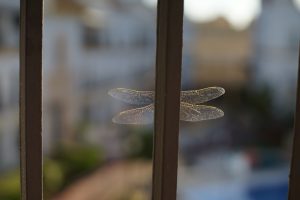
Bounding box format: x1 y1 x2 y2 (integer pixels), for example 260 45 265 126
152 0 184 199
20 0 43 199
289 45 300 200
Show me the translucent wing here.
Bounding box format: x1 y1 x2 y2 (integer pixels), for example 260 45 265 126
112 104 154 124
180 102 224 122
108 88 154 106
181 87 225 104
109 87 224 105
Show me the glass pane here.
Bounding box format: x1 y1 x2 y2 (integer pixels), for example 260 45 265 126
43 0 156 199
178 0 300 200
0 0 20 199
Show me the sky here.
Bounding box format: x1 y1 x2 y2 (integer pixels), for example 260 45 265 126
143 0 300 30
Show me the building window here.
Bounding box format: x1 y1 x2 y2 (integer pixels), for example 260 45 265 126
83 26 103 48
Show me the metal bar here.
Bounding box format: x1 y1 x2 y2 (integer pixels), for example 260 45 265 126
20 0 43 199
152 0 184 199
288 45 300 200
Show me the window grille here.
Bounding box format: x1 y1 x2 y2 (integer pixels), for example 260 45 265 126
152 0 183 200
19 0 300 199
288 46 300 200
20 0 43 199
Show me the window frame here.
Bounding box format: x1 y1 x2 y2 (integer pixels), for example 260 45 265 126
152 0 183 200
19 0 300 199
20 0 43 199
288 45 300 200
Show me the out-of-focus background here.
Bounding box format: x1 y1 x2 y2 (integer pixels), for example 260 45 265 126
0 0 300 199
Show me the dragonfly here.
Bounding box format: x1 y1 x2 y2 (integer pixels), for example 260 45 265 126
108 87 225 124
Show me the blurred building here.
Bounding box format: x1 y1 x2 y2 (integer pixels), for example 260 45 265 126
0 0 19 170
190 18 252 88
42 0 157 157
0 0 158 169
0 0 19 49
253 0 300 111
0 54 19 170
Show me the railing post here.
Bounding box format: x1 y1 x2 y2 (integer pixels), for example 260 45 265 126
289 44 300 200
152 0 184 199
20 0 43 199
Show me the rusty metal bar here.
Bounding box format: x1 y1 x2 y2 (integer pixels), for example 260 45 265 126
20 0 43 199
289 45 300 200
152 0 184 199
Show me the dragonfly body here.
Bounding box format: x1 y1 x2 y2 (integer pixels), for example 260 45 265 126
109 87 225 124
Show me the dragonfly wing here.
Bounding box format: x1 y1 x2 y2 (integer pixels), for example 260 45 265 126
181 87 225 104
112 104 154 124
180 102 224 122
108 88 154 106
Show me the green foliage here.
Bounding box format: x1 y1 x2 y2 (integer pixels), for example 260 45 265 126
0 170 20 200
43 159 64 198
126 128 153 160
43 143 104 199
51 144 104 186
74 120 92 142
240 86 273 120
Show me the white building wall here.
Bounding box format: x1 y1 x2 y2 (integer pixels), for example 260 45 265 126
253 0 300 111
0 0 19 9
0 54 19 170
